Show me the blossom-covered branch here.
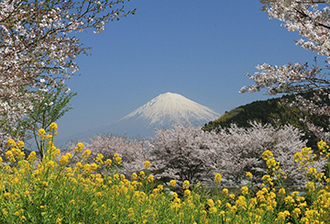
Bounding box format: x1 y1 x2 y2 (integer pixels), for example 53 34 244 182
241 0 330 94
241 0 330 143
0 0 135 145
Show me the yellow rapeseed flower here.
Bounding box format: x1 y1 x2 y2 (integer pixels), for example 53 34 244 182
318 140 327 150
306 181 315 191
294 152 302 162
183 180 190 190
139 171 145 179
82 149 91 158
75 142 84 154
27 151 37 162
169 180 176 187
144 160 151 169
45 161 56 169
17 141 24 149
207 199 215 207
292 208 301 217
277 210 290 221
229 194 235 200
59 155 69 166
38 128 46 140
46 134 52 141
21 216 27 222
131 173 137 180
3 192 10 199
49 122 58 132
184 189 191 198
5 151 14 160
113 174 120 181
308 167 317 175
262 150 273 160
284 195 295 205
278 188 286 195
266 157 279 169
214 173 222 184
94 154 104 165
90 163 98 171
105 159 112 168
65 153 72 159
147 174 154 182
7 139 16 147
115 156 122 165
41 181 48 188
262 175 273 186
209 206 217 214
113 153 122 165
76 162 83 168
235 195 247 209
157 184 163 191
241 186 249 195
302 146 312 156
246 172 253 179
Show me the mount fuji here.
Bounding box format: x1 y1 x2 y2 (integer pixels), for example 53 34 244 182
101 92 220 137
56 92 220 146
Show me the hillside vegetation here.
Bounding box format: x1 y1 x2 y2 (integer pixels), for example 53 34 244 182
203 93 329 149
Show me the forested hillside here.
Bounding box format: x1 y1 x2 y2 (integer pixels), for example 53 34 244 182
203 93 329 149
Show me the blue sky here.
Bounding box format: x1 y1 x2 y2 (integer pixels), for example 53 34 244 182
56 0 319 139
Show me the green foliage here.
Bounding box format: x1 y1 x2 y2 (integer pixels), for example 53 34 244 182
203 93 329 150
26 88 76 156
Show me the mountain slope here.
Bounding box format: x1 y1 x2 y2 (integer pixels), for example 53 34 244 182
203 93 330 149
104 92 220 137
121 92 220 126
56 92 220 145
203 96 303 130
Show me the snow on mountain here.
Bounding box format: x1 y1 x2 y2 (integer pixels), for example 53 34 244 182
57 92 220 145
121 92 220 126
105 92 220 137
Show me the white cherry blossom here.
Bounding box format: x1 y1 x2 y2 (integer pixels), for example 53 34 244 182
0 0 135 146
241 0 330 143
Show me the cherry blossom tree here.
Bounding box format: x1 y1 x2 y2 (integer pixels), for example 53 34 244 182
64 134 150 176
63 122 314 187
240 0 330 143
0 0 135 147
211 121 310 186
149 123 216 184
149 122 309 186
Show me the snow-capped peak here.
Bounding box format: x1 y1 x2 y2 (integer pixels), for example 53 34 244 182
120 92 220 126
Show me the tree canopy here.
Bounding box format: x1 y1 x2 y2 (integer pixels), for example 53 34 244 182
0 0 135 144
241 0 330 143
